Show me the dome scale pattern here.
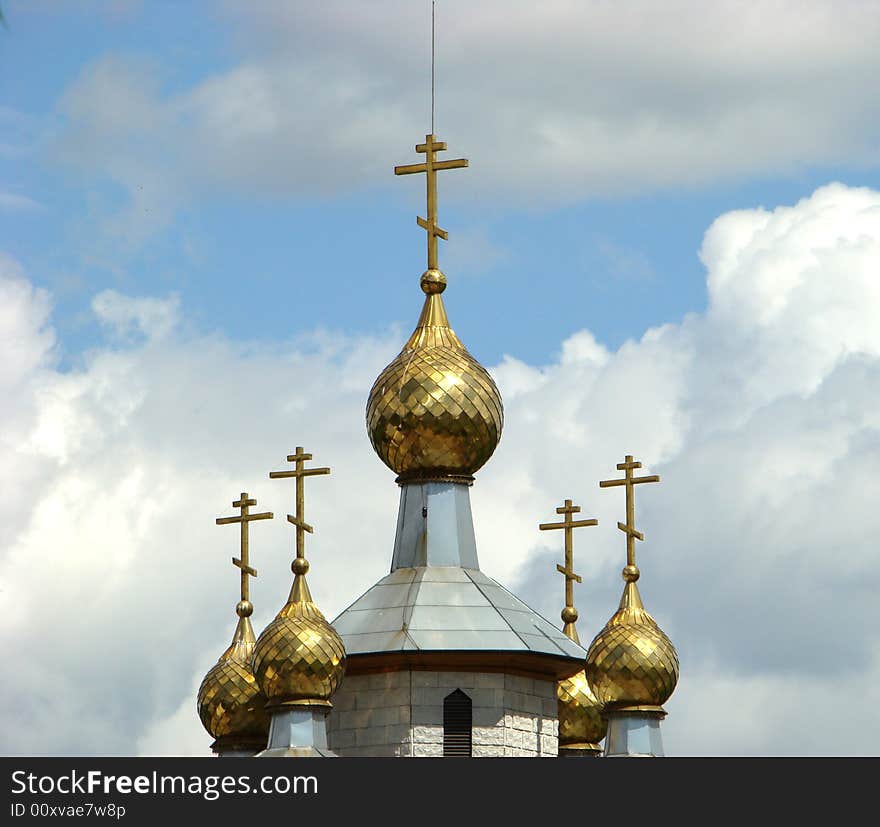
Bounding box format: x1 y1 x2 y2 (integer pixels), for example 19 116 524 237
197 616 270 747
367 276 503 480
557 669 607 751
252 574 346 707
585 579 679 709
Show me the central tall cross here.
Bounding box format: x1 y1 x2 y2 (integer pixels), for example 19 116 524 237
269 446 330 566
216 492 273 604
394 134 468 271
599 455 660 568
540 498 598 641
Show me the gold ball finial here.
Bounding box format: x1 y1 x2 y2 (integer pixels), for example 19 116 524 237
236 599 253 617
420 268 447 294
561 606 578 625
622 565 640 582
292 557 309 576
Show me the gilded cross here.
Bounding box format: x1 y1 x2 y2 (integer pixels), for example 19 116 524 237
599 455 660 568
540 498 598 642
215 492 273 603
269 446 330 565
394 134 468 271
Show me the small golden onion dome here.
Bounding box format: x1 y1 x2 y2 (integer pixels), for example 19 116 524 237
558 669 607 752
197 602 271 750
556 609 607 752
252 562 346 707
366 269 503 481
585 566 679 709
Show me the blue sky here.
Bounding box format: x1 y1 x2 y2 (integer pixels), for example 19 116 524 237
5 1 880 368
3 1 880 757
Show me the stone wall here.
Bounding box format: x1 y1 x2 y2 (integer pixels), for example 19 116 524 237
327 670 558 757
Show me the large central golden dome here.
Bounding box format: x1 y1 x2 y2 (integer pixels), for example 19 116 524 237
367 269 503 480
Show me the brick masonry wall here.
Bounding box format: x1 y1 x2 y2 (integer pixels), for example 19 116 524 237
327 671 558 757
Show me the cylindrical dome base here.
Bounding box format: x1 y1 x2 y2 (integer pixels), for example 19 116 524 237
604 707 666 757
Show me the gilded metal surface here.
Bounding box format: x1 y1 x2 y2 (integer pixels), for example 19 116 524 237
394 133 468 271
215 491 273 604
585 578 679 708
540 498 607 750
252 589 346 707
197 492 273 747
366 287 503 479
254 447 346 707
268 447 330 565
197 615 271 743
368 131 502 480
599 455 659 568
587 456 679 709
557 670 606 752
539 498 597 640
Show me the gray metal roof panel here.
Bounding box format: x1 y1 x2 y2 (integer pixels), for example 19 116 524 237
408 630 528 651
470 584 529 611
416 566 473 583
342 630 414 654
410 581 492 607
339 583 417 612
333 606 407 635
407 604 510 632
381 568 419 585
331 566 588 661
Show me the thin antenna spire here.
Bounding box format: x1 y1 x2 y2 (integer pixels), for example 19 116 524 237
431 1 435 134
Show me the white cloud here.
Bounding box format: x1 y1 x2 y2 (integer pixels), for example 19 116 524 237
47 0 880 233
2 182 880 755
92 290 180 342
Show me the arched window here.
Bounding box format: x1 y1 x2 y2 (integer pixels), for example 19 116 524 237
443 689 472 757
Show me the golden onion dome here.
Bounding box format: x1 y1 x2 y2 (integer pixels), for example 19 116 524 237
585 566 679 709
197 602 271 750
366 269 503 481
558 669 607 752
555 607 607 753
252 560 346 707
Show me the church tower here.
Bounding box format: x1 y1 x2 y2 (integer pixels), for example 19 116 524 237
195 12 682 757
326 134 586 757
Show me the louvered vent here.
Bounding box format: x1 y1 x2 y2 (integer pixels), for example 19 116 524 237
443 689 472 757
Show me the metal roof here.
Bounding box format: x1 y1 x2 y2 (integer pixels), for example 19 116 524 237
332 565 587 661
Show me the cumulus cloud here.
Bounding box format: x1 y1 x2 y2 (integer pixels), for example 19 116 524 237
92 289 180 342
47 0 880 233
2 182 880 755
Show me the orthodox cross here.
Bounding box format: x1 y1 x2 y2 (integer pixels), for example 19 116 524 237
539 498 598 642
215 492 273 605
394 135 468 271
269 446 330 567
599 455 660 569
